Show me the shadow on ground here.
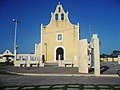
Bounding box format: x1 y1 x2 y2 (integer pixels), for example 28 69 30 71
89 66 110 74
100 66 109 74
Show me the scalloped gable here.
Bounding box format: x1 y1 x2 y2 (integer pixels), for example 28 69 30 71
45 2 75 27
54 2 65 14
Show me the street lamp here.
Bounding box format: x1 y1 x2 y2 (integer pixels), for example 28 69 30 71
13 19 19 61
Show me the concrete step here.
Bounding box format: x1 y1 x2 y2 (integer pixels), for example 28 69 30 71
44 62 58 67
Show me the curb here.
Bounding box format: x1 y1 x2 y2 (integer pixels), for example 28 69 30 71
6 71 119 77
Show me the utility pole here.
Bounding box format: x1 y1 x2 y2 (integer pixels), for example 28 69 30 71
88 24 92 40
13 19 19 61
88 24 93 67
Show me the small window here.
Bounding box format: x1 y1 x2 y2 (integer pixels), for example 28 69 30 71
61 13 64 20
58 34 62 40
55 14 58 20
57 33 63 42
58 7 61 12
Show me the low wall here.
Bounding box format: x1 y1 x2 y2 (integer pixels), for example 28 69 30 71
100 57 118 62
14 60 43 67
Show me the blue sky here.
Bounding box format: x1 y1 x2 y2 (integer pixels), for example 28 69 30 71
0 0 120 54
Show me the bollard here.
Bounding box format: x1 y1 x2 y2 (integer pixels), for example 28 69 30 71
58 55 61 67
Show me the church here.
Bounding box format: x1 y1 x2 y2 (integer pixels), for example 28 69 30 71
35 2 79 66
0 2 100 74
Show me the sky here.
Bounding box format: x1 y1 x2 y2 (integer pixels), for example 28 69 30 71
0 0 120 54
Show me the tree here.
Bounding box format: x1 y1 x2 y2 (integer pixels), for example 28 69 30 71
111 50 120 57
100 54 108 58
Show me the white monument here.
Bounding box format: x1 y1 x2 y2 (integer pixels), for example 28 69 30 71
91 34 100 76
78 39 88 73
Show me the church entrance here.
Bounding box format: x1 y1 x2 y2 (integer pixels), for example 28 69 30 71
56 47 64 60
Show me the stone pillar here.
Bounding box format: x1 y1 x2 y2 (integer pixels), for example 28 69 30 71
92 34 100 76
27 56 30 67
118 55 120 64
28 56 31 60
78 39 88 73
20 56 23 60
14 61 20 67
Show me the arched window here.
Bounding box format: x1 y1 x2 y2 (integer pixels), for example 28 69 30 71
58 7 61 12
61 13 64 20
55 14 58 20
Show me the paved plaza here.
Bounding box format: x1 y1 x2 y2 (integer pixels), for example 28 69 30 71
0 62 120 89
0 62 120 75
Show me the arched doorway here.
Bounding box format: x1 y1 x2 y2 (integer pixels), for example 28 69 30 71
56 47 64 60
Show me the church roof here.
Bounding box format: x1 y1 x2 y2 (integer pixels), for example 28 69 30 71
3 50 14 57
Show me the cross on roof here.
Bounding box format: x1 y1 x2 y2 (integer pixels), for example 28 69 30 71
58 2 60 5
